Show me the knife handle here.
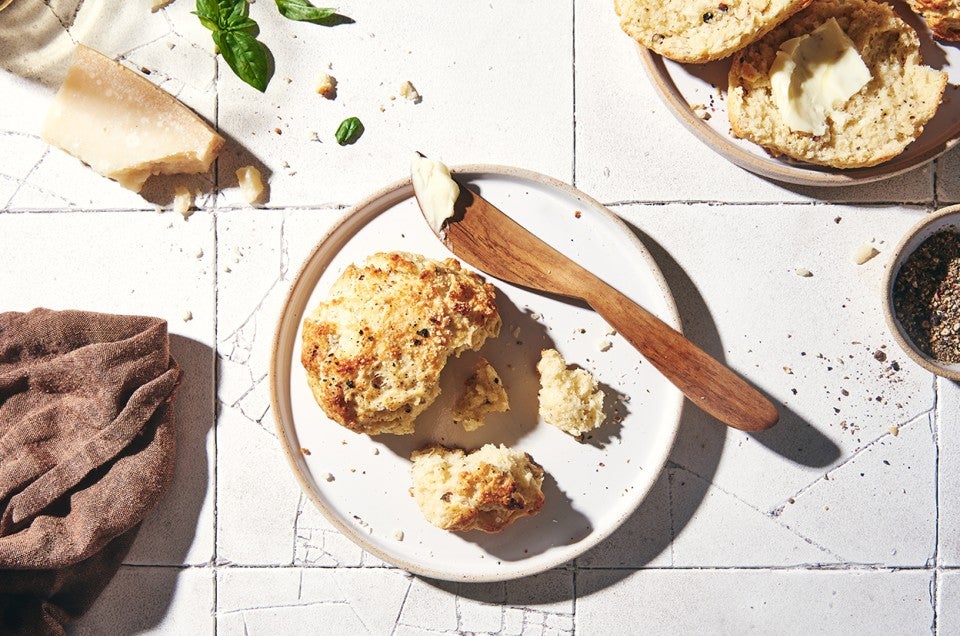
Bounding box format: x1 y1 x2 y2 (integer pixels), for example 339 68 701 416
582 278 779 432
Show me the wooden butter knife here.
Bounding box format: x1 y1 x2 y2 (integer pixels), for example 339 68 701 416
415 172 779 432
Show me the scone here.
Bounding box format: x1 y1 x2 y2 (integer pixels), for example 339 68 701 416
301 252 500 435
452 357 509 431
537 349 604 437
728 0 947 168
615 0 814 63
410 444 545 532
907 0 960 41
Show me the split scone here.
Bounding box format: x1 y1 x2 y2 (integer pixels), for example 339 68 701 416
410 444 545 532
615 0 814 63
728 0 947 169
537 349 604 437
907 0 960 41
452 357 510 431
301 252 500 435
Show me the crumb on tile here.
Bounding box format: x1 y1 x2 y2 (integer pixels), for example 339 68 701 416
597 339 612 352
316 72 337 99
301 447 312 455
796 268 813 277
182 310 193 322
323 472 335 482
399 80 422 103
393 528 404 541
853 243 880 265
173 186 194 219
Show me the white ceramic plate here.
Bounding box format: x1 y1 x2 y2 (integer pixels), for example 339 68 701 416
270 165 683 582
638 2 960 187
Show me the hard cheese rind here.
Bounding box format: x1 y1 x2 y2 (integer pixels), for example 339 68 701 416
42 45 224 192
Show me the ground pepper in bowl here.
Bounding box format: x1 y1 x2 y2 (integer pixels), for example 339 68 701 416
892 228 960 363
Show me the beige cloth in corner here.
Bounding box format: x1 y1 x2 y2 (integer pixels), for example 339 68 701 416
0 308 180 635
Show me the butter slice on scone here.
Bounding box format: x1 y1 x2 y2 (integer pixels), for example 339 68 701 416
410 444 545 533
728 0 947 169
537 349 604 437
907 0 960 41
452 357 509 431
615 0 814 63
301 252 501 436
42 45 224 192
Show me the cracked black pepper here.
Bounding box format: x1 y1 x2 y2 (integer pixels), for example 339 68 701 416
892 228 960 363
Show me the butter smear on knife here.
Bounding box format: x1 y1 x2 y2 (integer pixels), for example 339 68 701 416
411 154 459 233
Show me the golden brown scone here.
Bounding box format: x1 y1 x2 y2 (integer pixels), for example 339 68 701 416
537 349 604 437
301 252 500 435
410 444 545 532
452 357 510 431
615 0 814 63
728 0 947 169
907 0 960 40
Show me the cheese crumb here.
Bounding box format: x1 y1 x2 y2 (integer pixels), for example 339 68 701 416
597 339 613 352
392 529 404 541
889 426 900 437
853 243 880 265
182 310 193 322
173 186 194 218
796 268 813 277
322 472 335 482
316 73 337 99
151 0 174 12
399 80 422 104
236 165 264 204
195 247 204 259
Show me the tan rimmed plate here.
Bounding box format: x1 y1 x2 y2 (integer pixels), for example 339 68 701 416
270 165 683 582
636 3 960 187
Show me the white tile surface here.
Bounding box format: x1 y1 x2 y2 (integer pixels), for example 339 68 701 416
577 569 935 634
70 566 214 635
2 0 958 632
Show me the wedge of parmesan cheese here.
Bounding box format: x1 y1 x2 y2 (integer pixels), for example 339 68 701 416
42 45 224 192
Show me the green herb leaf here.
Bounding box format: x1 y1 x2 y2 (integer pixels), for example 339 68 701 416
276 0 337 22
224 13 258 32
334 116 364 145
213 30 272 92
194 13 220 31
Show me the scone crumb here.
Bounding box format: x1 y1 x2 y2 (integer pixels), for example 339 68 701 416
316 73 338 99
182 310 193 322
392 528 404 541
301 447 312 456
452 357 510 431
410 443 545 532
323 472 335 482
889 426 900 437
537 348 604 436
796 268 813 277
151 0 173 12
597 339 613 352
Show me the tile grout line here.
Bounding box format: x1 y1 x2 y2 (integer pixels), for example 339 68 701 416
212 50 221 636
932 377 941 635
571 2 579 632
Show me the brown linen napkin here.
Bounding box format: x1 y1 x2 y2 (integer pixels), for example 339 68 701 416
0 308 181 635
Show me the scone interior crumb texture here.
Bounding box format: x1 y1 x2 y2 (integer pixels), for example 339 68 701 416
728 0 948 169
537 348 604 437
301 252 501 436
615 0 814 63
452 357 510 431
410 444 545 533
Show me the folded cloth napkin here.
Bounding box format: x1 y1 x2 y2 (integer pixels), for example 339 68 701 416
0 308 180 635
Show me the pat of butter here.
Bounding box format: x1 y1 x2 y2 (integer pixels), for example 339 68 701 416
769 18 871 136
411 154 459 233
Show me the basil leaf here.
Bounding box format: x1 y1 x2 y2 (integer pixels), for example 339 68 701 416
224 14 258 32
194 13 220 31
335 116 363 145
276 0 336 22
213 30 271 92
223 0 247 24
195 0 220 20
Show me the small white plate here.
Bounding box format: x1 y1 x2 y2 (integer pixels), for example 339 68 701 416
637 2 960 187
270 165 683 582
